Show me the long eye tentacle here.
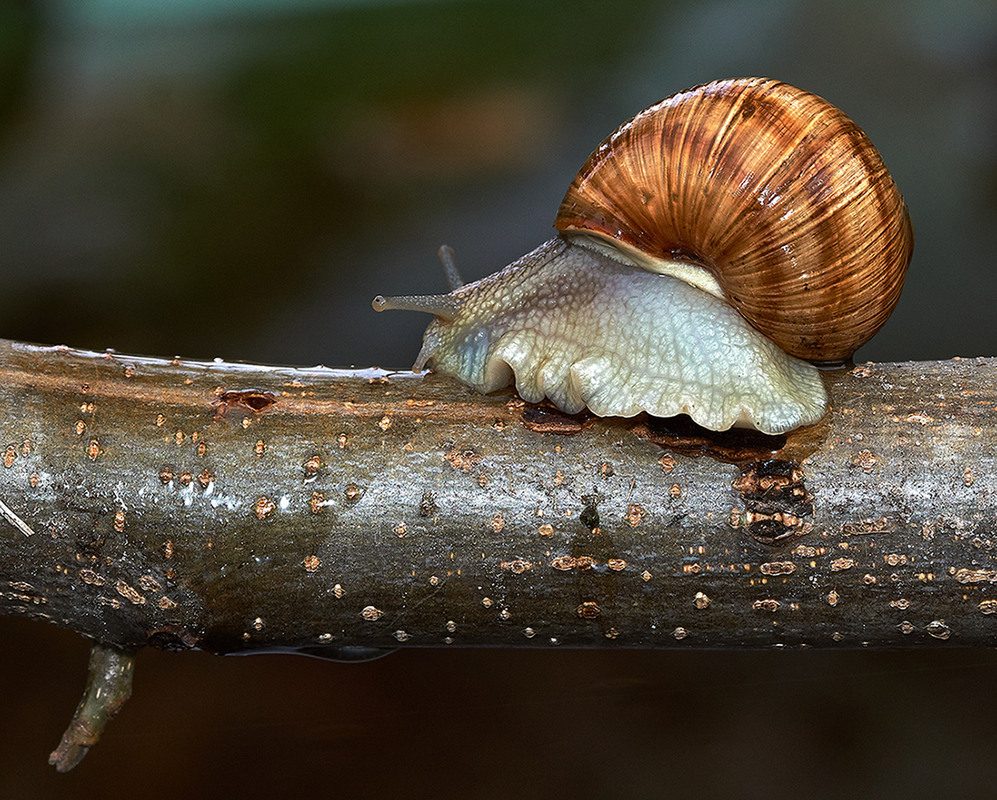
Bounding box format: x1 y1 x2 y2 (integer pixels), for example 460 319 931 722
371 293 459 322
371 244 466 321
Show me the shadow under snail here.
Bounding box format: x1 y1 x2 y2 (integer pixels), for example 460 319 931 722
373 77 913 435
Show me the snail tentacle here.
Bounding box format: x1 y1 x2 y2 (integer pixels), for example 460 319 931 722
371 293 459 322
437 245 464 290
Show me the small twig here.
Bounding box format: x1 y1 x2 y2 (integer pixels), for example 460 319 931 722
0 497 35 537
48 644 135 772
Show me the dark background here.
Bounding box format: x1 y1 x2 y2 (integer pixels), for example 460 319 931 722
1 0 996 796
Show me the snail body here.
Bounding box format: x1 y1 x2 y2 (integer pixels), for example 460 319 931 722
373 78 912 434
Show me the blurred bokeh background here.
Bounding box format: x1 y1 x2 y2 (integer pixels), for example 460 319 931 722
1 0 996 796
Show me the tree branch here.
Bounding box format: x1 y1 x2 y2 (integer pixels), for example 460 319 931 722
0 338 993 766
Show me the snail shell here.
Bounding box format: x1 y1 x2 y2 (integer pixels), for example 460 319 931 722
556 77 912 362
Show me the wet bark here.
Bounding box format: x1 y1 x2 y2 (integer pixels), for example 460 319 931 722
0 340 994 658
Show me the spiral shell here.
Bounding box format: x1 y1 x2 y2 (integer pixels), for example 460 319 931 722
555 77 912 362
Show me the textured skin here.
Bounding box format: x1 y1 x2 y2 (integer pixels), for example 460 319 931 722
417 237 827 434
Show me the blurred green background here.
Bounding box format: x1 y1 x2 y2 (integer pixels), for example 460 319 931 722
2 0 996 796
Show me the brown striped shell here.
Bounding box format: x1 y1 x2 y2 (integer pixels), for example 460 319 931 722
555 77 912 362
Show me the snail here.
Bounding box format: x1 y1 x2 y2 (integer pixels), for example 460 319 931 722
372 78 913 435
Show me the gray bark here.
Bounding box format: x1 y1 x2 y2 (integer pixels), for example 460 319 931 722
0 339 993 655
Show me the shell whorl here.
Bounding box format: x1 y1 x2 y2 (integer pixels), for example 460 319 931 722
555 77 913 362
